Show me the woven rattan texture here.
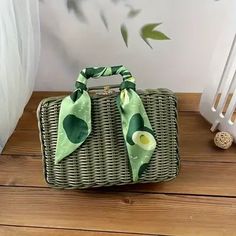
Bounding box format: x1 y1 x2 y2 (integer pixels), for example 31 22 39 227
38 89 179 189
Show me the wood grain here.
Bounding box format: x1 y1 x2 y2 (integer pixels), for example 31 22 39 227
16 110 209 132
3 130 236 161
25 92 201 112
177 93 201 112
0 226 143 236
5 112 236 162
2 130 40 155
16 111 38 131
1 155 236 197
1 187 236 236
2 92 236 235
116 161 236 196
0 155 44 187
25 92 66 111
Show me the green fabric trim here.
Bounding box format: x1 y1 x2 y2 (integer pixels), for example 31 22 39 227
55 66 156 181
117 89 156 181
55 91 91 164
70 89 83 102
120 81 136 91
75 81 87 91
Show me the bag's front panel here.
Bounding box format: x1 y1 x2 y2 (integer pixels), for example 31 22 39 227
39 89 179 189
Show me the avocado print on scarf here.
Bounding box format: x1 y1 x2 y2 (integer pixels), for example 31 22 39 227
55 65 156 181
117 91 157 181
127 114 156 179
63 115 89 143
55 88 91 163
127 114 156 150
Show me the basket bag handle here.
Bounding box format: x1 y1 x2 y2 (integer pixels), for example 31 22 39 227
55 65 156 181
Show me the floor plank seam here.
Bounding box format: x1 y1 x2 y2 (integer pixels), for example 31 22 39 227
2 154 236 165
179 159 236 164
0 223 169 236
1 185 236 199
0 153 42 158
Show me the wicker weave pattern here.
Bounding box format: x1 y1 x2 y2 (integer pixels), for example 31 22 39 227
37 88 179 189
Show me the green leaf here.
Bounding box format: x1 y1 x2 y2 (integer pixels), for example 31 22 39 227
140 23 170 49
66 0 86 22
125 4 141 18
127 9 141 18
100 10 109 31
120 24 128 47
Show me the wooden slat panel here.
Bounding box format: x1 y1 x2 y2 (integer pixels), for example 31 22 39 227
1 156 236 197
117 161 236 196
20 92 230 131
178 112 210 134
2 92 236 235
17 111 236 161
0 156 44 187
2 130 40 155
0 128 230 159
179 133 236 160
4 127 236 162
16 110 209 132
178 93 234 113
25 92 66 111
1 187 236 236
177 93 201 112
16 111 38 131
0 226 141 236
24 92 234 121
25 92 201 112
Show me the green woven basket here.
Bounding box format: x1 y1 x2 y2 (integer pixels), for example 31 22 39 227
37 86 179 189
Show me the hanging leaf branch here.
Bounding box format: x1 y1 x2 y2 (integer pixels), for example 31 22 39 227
115 3 169 48
125 4 141 18
63 0 170 49
100 10 109 31
66 0 87 22
120 24 128 47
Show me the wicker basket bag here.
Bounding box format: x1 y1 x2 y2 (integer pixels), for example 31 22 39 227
37 66 179 189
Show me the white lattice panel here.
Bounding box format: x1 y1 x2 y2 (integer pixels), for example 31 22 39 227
200 34 236 142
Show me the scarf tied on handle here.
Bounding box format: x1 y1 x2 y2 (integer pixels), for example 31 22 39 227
55 65 157 181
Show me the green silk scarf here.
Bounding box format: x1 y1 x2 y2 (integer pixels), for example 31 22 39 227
55 65 157 181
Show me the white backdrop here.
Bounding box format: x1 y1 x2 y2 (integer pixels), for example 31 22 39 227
35 0 236 92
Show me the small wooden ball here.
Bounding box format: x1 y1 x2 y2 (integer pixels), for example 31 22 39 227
214 132 233 150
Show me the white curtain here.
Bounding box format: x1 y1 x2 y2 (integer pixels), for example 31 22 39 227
0 0 40 152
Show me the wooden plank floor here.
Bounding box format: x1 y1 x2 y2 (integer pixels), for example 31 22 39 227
1 92 236 236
